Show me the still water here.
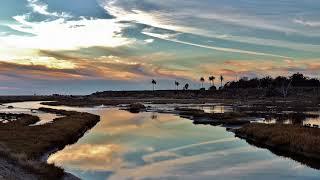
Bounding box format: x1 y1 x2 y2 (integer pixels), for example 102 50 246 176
4 102 320 179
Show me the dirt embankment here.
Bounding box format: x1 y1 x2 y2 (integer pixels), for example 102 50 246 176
0 108 100 180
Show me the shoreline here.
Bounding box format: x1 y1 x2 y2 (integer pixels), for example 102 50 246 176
234 123 320 170
234 133 320 170
0 97 319 178
0 107 100 180
119 102 320 170
137 105 320 170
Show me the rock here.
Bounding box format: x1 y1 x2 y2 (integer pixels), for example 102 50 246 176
127 103 146 113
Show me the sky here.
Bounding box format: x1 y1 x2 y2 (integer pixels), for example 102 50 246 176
0 0 320 95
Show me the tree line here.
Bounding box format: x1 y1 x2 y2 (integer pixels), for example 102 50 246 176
224 73 320 89
151 75 225 91
151 73 319 91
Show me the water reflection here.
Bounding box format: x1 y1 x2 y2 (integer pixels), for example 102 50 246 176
0 101 62 125
303 112 320 127
46 108 320 180
151 113 158 120
49 144 125 171
2 102 320 179
147 103 234 114
254 111 320 127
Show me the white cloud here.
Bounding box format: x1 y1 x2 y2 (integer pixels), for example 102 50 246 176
144 39 154 44
27 0 71 18
2 15 133 51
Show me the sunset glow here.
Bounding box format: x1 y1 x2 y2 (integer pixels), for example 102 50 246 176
0 0 319 94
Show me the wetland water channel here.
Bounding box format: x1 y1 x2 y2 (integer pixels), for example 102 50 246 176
2 101 320 180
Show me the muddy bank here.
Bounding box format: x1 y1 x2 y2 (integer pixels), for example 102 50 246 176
41 97 232 107
170 106 320 169
0 91 318 110
235 123 320 169
0 109 100 179
40 95 319 114
172 107 320 127
173 107 250 126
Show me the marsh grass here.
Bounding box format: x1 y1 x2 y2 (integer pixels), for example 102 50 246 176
236 123 320 161
0 108 100 179
175 108 249 125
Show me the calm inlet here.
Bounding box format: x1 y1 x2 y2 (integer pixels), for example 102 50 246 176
4 102 320 180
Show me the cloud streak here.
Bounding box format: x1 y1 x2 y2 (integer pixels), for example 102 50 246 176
293 18 320 27
142 31 293 59
0 50 196 83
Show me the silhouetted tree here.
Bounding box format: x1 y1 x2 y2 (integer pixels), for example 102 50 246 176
260 76 273 88
220 75 224 89
151 79 157 91
175 81 180 90
200 77 205 89
209 76 215 87
273 76 288 87
219 73 319 97
184 83 189 90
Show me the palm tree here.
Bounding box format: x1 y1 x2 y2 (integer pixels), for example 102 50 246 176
184 83 189 90
200 77 205 89
220 75 224 89
175 81 180 90
151 79 157 91
209 76 215 86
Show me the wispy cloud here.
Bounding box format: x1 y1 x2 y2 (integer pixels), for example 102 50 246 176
293 18 320 27
0 50 193 82
0 0 319 94
102 0 320 53
27 0 71 18
109 146 260 180
142 31 292 59
102 0 297 33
